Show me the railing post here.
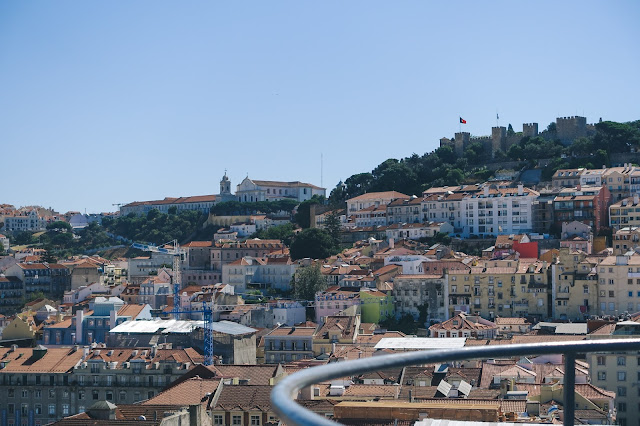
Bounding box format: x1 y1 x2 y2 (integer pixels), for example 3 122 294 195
563 352 576 426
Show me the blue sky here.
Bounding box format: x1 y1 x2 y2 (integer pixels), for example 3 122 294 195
1 1 639 213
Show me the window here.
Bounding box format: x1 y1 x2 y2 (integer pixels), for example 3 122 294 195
48 404 55 415
232 415 242 425
250 414 261 425
618 371 627 381
92 390 99 400
598 371 606 380
597 356 606 366
35 404 42 415
618 386 627 396
119 391 127 401
618 402 627 412
618 356 626 366
213 415 223 425
62 404 70 416
22 390 28 398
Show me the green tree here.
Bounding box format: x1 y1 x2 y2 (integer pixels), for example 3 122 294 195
324 210 342 248
42 247 57 264
290 228 338 260
463 142 485 164
46 221 72 231
292 264 327 300
294 195 325 228
13 231 34 245
252 223 297 246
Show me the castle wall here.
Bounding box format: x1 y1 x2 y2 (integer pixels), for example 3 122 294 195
556 116 587 145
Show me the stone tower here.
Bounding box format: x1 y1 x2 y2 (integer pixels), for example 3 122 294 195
491 126 506 154
523 123 538 138
454 132 470 157
220 171 231 196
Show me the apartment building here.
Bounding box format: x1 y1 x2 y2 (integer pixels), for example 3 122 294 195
222 255 297 292
553 185 611 233
263 326 315 363
386 197 422 225
552 168 585 188
587 320 640 426
384 222 454 241
346 191 409 214
604 164 637 201
597 253 640 315
4 262 71 300
609 195 640 231
551 248 600 321
210 239 285 272
447 259 550 321
392 274 448 323
461 185 538 238
422 193 465 232
612 227 640 255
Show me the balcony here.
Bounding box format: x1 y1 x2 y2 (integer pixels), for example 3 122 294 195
271 339 640 426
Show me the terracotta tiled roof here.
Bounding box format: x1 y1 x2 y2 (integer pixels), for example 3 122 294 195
0 347 83 373
207 364 281 386
250 179 324 190
116 304 146 319
267 326 316 337
340 384 399 398
575 383 616 399
143 377 220 406
348 191 409 202
495 317 530 325
182 241 213 248
211 384 273 411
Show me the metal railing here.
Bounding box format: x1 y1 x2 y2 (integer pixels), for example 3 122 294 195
271 338 640 426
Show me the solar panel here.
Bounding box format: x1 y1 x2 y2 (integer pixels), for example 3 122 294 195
457 379 472 396
437 380 452 396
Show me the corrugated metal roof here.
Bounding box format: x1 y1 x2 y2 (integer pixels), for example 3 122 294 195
109 319 256 335
374 337 466 350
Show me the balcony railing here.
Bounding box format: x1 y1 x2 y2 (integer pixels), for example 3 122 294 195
271 338 640 426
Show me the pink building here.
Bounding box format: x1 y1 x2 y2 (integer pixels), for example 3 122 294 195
315 287 360 323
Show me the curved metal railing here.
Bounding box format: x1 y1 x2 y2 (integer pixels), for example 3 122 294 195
271 338 640 426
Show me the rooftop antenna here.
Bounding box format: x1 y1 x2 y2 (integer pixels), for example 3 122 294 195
321 152 323 188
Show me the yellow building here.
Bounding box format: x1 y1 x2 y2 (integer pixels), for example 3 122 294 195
447 258 550 321
552 248 600 321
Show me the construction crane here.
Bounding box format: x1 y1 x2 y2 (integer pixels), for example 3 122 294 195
130 240 215 365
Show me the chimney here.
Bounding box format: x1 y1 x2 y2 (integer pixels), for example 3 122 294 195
576 184 581 191
635 194 639 205
517 184 524 196
484 186 489 197
389 238 394 249
109 309 117 331
76 310 84 344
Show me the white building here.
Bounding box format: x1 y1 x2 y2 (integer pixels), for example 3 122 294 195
235 177 325 203
230 222 257 237
422 193 465 232
354 204 387 227
1 210 47 232
222 256 297 292
120 194 217 216
580 169 606 187
384 222 454 241
461 185 538 237
0 234 9 252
